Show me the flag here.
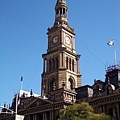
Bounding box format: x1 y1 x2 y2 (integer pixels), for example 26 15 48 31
21 75 23 81
107 40 114 46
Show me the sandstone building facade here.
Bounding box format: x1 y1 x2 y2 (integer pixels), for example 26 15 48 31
0 0 120 120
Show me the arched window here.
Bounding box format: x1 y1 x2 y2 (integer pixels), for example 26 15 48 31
63 8 65 14
60 8 62 15
108 107 116 118
69 58 71 70
66 57 68 69
49 60 51 71
68 80 72 89
107 86 112 94
72 60 74 72
68 78 74 90
52 59 55 70
50 78 56 91
56 57 59 69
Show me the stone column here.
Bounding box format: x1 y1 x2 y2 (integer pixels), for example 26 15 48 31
33 114 36 120
76 59 78 73
62 52 65 67
59 53 62 68
43 59 45 73
45 59 47 73
50 111 53 120
43 112 45 120
35 114 37 120
73 37 75 50
76 55 80 73
62 52 63 67
103 105 105 113
47 60 50 72
50 111 52 120
44 112 46 120
116 103 120 120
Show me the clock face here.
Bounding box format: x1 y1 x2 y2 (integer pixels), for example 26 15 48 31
65 36 71 44
52 36 58 44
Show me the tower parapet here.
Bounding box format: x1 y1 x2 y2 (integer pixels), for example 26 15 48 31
105 63 120 89
106 64 120 72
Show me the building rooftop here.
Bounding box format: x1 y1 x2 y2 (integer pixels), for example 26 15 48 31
106 64 120 72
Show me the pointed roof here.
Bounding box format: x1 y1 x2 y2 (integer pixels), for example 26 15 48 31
56 0 66 4
55 0 67 9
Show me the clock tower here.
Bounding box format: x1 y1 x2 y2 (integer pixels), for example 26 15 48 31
41 0 82 97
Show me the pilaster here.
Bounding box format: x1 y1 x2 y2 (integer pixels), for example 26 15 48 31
116 102 120 120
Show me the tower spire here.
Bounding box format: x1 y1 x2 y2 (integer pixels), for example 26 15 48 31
54 0 68 26
42 0 81 97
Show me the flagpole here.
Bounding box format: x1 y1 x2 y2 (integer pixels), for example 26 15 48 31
107 39 117 65
113 40 117 64
21 75 23 90
15 94 18 120
21 80 23 90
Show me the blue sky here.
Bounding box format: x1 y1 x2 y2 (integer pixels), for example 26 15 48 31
0 0 120 106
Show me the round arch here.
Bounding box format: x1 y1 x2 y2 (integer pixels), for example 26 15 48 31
107 106 117 119
68 76 75 90
49 77 56 92
105 84 115 95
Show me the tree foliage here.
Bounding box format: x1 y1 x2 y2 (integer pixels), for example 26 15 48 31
59 102 110 120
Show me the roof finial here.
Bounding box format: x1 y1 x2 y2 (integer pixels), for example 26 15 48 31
20 74 23 90
107 76 111 84
30 89 33 96
4 102 6 107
